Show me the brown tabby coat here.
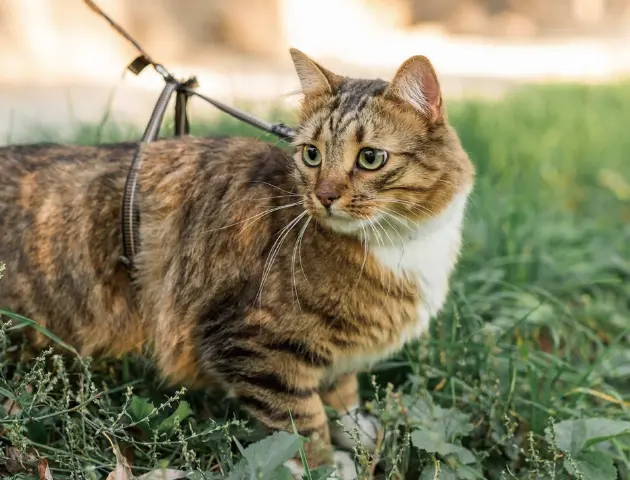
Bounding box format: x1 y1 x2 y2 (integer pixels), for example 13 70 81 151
0 49 474 474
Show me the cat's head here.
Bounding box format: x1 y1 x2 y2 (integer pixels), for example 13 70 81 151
288 48 474 236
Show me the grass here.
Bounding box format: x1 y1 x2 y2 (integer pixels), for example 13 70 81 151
1 80 630 479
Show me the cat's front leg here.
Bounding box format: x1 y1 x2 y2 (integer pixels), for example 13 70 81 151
223 363 357 478
320 373 382 453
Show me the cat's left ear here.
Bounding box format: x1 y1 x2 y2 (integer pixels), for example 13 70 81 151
385 55 443 124
289 48 342 96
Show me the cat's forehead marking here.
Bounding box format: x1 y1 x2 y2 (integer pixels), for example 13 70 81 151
337 78 388 106
296 78 389 165
316 81 384 148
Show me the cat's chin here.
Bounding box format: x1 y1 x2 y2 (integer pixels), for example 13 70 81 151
314 211 382 237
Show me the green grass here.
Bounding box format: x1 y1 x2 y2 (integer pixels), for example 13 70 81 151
1 80 630 479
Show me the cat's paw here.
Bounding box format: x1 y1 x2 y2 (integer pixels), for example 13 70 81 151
283 450 358 479
331 450 359 479
330 408 381 453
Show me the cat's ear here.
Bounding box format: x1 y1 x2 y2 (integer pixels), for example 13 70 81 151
385 55 443 123
289 48 341 95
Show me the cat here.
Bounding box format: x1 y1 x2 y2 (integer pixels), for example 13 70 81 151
0 48 474 478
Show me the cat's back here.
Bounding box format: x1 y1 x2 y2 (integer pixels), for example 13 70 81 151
0 141 136 181
0 135 293 357
0 141 135 256
0 141 135 216
0 136 285 235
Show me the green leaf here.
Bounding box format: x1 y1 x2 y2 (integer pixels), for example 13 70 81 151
309 466 336 479
129 396 155 424
158 400 193 433
440 409 474 441
271 467 296 480
17 389 34 411
412 429 444 453
404 394 473 442
227 431 304 480
411 429 477 464
225 460 251 479
549 418 588 456
456 447 478 466
0 387 15 401
564 450 616 480
581 420 630 450
1 309 78 355
546 418 630 455
455 464 487 480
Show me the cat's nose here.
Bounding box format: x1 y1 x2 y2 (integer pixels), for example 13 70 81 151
316 186 341 209
317 192 340 208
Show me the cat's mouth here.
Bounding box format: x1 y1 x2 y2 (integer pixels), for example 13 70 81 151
305 195 383 234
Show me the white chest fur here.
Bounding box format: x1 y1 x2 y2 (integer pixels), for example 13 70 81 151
329 190 471 377
372 190 470 328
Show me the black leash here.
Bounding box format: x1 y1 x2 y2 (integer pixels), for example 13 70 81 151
83 0 296 270
181 87 296 141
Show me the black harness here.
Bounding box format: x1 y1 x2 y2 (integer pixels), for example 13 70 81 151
84 0 296 271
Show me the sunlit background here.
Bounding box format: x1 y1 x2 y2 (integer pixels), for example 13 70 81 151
2 0 630 143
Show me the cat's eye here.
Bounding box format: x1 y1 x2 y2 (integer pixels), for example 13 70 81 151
357 148 388 171
302 144 322 167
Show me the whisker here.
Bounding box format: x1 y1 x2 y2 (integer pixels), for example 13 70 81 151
247 194 303 200
364 214 384 247
203 193 300 230
249 181 299 196
236 201 304 238
352 218 369 291
297 216 312 286
374 209 407 272
256 211 308 305
373 206 415 232
216 194 303 223
291 215 312 311
377 211 406 248
381 197 434 209
373 212 413 324
368 216 395 305
204 200 303 234
372 197 437 217
260 212 306 292
374 217 397 250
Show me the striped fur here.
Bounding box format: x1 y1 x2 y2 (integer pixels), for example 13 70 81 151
0 49 474 477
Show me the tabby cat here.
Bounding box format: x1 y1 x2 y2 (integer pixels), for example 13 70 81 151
0 49 474 478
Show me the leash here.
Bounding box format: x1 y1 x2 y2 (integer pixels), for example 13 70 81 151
83 0 296 270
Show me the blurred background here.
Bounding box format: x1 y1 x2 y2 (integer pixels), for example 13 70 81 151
2 0 630 143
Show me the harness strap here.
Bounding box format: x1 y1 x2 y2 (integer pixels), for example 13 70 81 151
119 81 178 269
174 78 198 137
84 0 296 271
182 88 295 141
174 90 190 136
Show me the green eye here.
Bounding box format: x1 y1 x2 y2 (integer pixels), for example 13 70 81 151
357 148 388 170
302 145 321 167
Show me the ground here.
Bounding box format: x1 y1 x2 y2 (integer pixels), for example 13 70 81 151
1 80 629 479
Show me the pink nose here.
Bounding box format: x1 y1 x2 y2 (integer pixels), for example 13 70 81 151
317 192 340 208
316 185 341 208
